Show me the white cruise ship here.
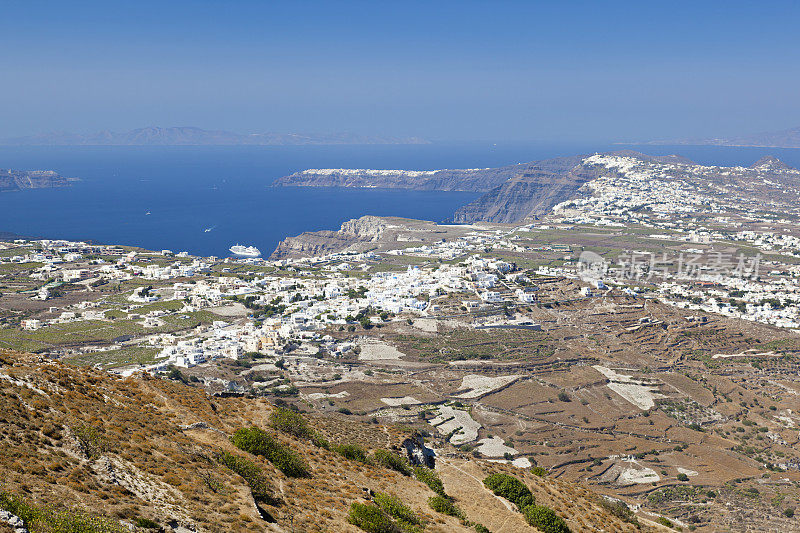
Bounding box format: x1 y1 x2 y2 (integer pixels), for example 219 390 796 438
229 244 261 257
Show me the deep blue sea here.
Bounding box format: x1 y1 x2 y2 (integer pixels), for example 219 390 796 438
1 142 799 257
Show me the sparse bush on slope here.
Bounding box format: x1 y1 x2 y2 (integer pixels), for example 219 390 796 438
596 497 639 526
348 502 403 533
217 451 277 504
374 492 423 532
134 517 160 529
335 443 369 463
269 406 311 438
483 473 534 510
522 505 571 533
374 450 412 476
268 406 330 448
530 466 548 477
413 467 447 497
230 426 311 478
72 424 108 459
427 496 464 519
483 473 570 532
0 490 127 533
310 431 331 449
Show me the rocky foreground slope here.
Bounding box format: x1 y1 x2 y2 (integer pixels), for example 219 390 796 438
0 349 647 532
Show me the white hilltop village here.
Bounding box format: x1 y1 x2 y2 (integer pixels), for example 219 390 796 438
4 153 800 375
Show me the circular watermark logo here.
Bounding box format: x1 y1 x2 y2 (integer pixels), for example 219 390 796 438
577 251 609 281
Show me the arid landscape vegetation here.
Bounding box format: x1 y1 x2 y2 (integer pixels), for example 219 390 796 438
0 349 655 532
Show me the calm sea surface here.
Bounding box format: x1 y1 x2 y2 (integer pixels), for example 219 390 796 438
1 142 798 257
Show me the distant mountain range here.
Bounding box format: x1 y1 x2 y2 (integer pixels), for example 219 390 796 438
0 126 429 146
645 126 800 148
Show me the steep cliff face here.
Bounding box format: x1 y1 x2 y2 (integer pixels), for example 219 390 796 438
270 216 388 259
339 215 388 239
275 151 698 226
0 169 72 192
449 155 593 223
269 216 455 260
275 155 608 224
449 151 696 224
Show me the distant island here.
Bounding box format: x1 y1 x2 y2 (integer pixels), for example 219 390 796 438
0 126 429 146
0 168 74 193
273 166 515 192
643 125 800 148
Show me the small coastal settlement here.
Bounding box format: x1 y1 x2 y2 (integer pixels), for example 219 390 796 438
4 153 800 530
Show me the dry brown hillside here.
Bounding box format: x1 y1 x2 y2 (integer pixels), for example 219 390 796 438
0 349 656 532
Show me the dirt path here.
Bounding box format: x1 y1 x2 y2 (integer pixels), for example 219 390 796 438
437 458 534 532
444 461 515 512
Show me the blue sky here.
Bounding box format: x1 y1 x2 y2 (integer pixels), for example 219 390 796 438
1 1 799 141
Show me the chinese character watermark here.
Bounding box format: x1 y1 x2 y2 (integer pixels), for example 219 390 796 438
577 250 760 282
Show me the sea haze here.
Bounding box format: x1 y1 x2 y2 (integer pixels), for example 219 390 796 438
1 143 799 257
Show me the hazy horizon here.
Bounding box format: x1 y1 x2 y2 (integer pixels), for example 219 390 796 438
2 1 800 142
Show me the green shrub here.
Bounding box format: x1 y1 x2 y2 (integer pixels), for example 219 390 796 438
347 502 402 533
217 451 276 503
414 467 447 497
0 491 40 528
596 497 638 526
374 493 422 531
230 426 311 478
134 517 160 529
311 431 330 449
474 524 490 533
335 443 369 463
0 490 126 533
374 450 412 476
483 473 534 510
522 505 571 533
677 473 689 482
657 516 673 527
784 508 795 518
72 424 107 459
38 511 126 533
530 466 548 477
427 496 464 519
269 406 311 438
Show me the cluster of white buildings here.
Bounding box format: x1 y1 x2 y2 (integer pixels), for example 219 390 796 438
528 154 800 329
551 155 715 228
130 251 531 370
